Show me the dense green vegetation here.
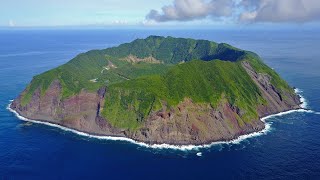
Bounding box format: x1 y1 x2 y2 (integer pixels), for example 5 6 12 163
21 50 172 106
102 60 266 129
21 50 106 105
21 36 245 105
20 36 295 131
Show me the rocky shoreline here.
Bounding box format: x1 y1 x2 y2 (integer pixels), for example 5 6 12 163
10 98 300 146
8 100 303 149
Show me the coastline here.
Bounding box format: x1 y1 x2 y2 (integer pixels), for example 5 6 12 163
7 89 314 151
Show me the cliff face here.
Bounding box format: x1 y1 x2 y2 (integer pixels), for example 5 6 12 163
10 61 301 145
128 62 301 145
242 61 300 116
130 99 265 145
11 80 124 137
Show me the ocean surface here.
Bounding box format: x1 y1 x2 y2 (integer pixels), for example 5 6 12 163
0 29 320 179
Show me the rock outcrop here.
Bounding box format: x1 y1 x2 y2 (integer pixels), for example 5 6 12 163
242 61 301 116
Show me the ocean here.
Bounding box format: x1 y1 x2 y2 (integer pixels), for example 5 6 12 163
0 29 320 179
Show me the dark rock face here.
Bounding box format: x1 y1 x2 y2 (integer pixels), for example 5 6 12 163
11 81 125 137
11 61 301 145
130 99 265 145
241 61 301 117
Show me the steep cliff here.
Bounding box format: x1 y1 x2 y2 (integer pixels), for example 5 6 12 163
10 36 301 145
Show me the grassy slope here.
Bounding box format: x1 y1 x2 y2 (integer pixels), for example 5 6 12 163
102 60 266 130
21 51 172 106
21 36 244 105
21 50 106 105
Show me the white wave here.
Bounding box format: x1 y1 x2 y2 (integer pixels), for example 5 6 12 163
261 109 314 121
295 89 320 115
6 99 313 151
295 88 308 109
196 152 202 156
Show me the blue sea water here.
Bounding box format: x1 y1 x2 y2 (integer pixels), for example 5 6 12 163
0 29 320 179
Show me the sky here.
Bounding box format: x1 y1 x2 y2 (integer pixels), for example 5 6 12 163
1 0 320 28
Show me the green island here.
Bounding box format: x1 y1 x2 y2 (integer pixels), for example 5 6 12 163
11 36 301 145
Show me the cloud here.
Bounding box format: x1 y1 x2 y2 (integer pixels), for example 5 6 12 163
145 0 320 23
240 0 320 22
146 0 234 22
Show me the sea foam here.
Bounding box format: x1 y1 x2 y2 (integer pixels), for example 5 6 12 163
295 88 308 109
295 88 320 114
6 88 316 151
